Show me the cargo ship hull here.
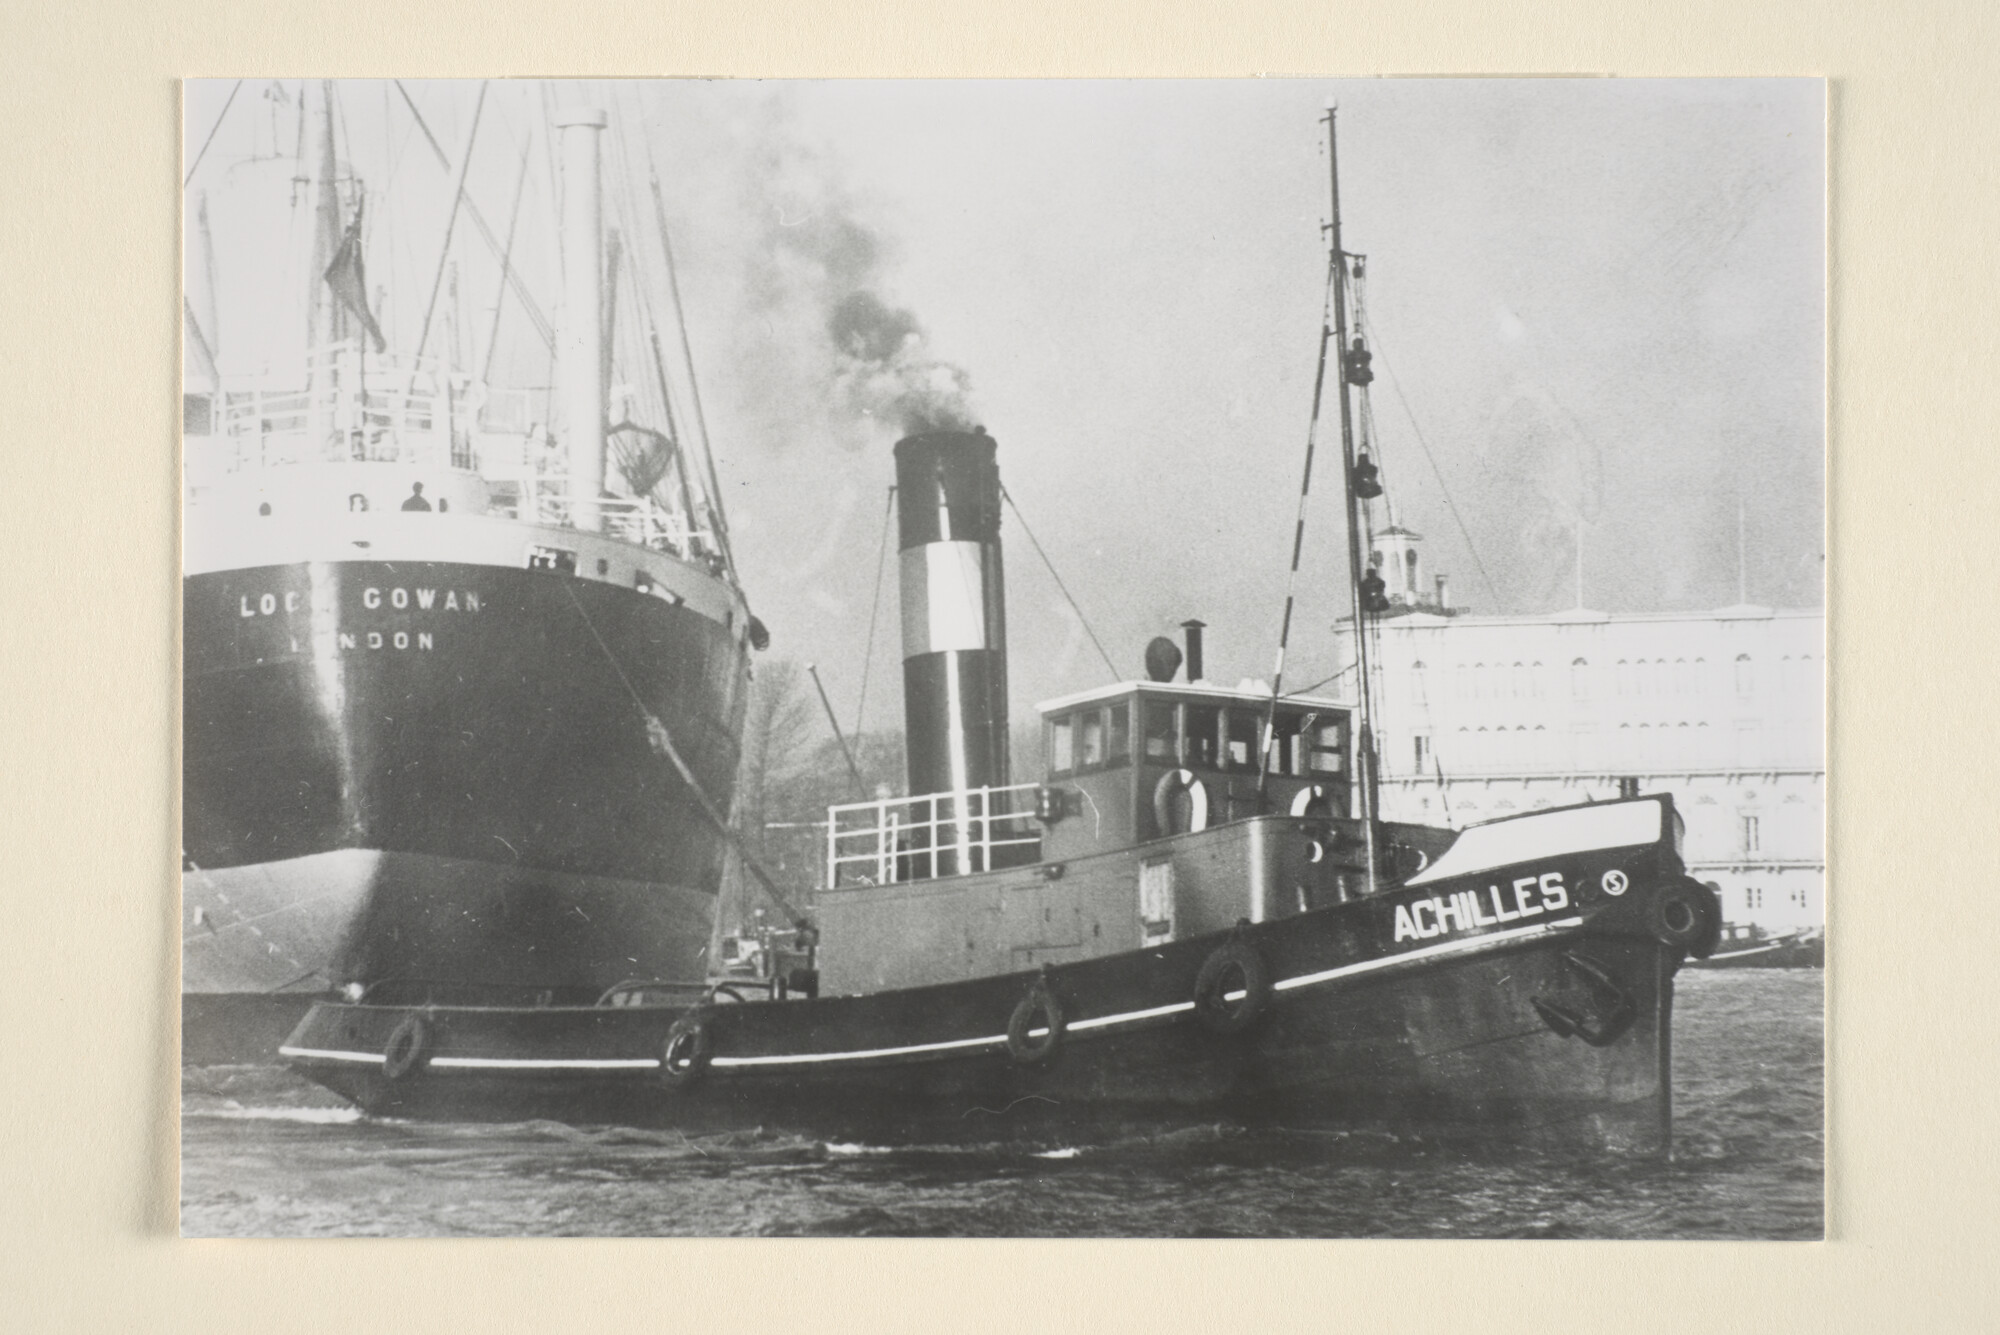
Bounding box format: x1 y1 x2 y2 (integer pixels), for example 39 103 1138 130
183 544 749 1051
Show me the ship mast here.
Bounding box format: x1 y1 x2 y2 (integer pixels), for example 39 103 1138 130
1325 106 1381 892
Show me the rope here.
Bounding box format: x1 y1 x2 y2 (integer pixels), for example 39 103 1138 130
854 485 897 735
559 580 804 925
999 486 1121 680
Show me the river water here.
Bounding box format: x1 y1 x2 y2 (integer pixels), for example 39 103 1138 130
180 970 1822 1238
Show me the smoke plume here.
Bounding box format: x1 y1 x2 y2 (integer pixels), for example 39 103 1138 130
737 100 978 445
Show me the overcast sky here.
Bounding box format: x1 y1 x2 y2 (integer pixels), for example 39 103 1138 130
188 78 1824 737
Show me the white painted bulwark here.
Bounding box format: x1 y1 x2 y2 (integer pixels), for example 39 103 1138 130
1406 798 1663 886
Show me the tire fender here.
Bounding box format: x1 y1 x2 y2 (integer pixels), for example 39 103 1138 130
382 1016 431 1081
1192 940 1274 1035
660 1012 714 1090
1006 975 1066 1065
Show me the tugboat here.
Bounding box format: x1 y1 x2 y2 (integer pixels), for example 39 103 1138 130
282 111 1719 1153
183 84 754 1058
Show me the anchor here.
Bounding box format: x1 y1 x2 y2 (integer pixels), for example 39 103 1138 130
1531 950 1637 1048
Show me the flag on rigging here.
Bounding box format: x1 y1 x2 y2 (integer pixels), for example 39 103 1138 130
324 198 387 353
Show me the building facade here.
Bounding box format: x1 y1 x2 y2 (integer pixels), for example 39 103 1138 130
1340 596 1824 937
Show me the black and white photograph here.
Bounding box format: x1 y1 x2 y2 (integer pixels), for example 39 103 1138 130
179 77 1824 1238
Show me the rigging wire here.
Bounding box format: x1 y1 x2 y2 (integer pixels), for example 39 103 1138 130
393 80 554 349
608 85 702 521
1254 251 1343 795
479 144 534 386
999 485 1122 681
560 579 803 925
635 89 737 574
1357 313 1504 610
184 79 244 188
408 81 489 373
853 485 898 737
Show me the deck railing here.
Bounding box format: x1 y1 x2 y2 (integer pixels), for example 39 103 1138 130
826 782 1043 887
187 344 723 564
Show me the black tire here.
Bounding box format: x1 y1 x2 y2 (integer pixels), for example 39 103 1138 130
1006 979 1065 1065
381 1016 431 1081
1650 882 1713 950
660 1013 713 1090
1193 941 1274 1035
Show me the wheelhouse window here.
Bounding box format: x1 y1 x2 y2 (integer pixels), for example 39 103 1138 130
1048 714 1075 774
1078 709 1106 768
1224 709 1260 772
1306 718 1345 775
1183 705 1220 769
1265 711 1304 776
1106 702 1131 763
1143 701 1180 762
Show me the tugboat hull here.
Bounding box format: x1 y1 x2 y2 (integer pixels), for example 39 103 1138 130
285 852 1700 1153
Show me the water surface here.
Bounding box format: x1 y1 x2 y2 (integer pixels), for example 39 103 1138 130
181 969 1822 1238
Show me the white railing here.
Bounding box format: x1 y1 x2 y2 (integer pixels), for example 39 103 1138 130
188 343 725 566
480 476 719 564
826 782 1044 887
203 342 478 472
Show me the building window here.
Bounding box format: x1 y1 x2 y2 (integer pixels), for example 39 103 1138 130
1741 814 1761 854
1617 659 1632 697
1736 653 1754 699
1746 887 1764 910
1532 661 1546 699
1414 734 1430 772
1571 657 1589 701
1410 661 1427 706
1791 888 1807 908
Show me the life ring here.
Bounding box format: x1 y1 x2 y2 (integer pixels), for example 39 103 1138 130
1153 769 1210 837
1192 941 1274 1034
1649 882 1714 951
660 1013 714 1089
1005 976 1066 1065
1289 784 1334 818
381 1016 431 1081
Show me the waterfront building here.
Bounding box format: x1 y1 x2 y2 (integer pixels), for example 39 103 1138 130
1336 535 1824 936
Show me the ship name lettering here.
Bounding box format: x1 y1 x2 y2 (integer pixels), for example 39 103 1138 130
362 586 480 612
239 591 302 617
336 631 434 652
1393 873 1570 945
